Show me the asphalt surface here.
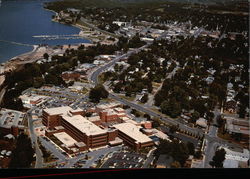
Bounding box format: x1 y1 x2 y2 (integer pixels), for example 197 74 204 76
203 107 243 168
88 42 246 168
27 107 43 168
89 43 205 138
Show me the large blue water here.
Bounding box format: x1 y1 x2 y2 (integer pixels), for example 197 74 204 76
0 0 89 63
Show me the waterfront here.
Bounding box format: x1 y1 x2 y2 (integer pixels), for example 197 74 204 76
0 0 89 63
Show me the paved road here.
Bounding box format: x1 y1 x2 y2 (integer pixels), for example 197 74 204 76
142 148 156 168
62 146 122 168
203 107 220 168
80 17 120 38
70 94 89 108
39 136 67 161
109 93 204 137
89 43 205 138
27 107 43 168
203 106 242 168
90 44 150 84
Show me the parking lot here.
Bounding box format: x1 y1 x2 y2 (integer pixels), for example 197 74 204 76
101 152 146 168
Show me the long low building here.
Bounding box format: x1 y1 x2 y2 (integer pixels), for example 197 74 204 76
225 117 249 139
112 122 154 151
43 106 117 151
43 106 154 152
61 114 110 148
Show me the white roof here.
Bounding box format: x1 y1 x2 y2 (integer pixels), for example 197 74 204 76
223 159 239 168
196 118 207 128
114 107 125 112
53 132 77 147
96 102 120 110
113 122 153 144
88 116 101 122
20 94 46 102
43 106 72 116
62 115 106 136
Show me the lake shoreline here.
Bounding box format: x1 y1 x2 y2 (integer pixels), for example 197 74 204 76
0 3 92 87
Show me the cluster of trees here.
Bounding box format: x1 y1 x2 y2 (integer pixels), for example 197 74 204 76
155 139 195 167
1 34 143 110
153 34 248 120
1 57 69 110
131 109 142 118
46 0 248 34
209 148 226 168
108 30 248 122
98 22 120 33
140 93 148 103
9 133 35 168
89 84 109 103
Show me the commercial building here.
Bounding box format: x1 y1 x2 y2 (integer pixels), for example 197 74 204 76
225 117 249 139
43 104 155 153
19 94 48 108
43 106 118 152
95 102 120 113
112 122 154 151
196 118 208 128
0 108 25 136
99 108 127 123
219 147 250 168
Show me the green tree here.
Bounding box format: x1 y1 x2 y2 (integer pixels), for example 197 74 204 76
140 94 148 103
33 77 45 88
43 53 49 60
9 133 35 168
209 148 226 168
89 84 109 103
190 111 200 123
186 142 195 155
194 150 202 159
160 99 181 118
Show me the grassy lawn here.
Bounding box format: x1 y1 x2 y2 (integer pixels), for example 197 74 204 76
150 108 179 120
118 95 136 101
101 98 115 103
150 108 163 115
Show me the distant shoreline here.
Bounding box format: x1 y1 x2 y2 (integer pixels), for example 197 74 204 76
44 7 94 44
0 3 92 87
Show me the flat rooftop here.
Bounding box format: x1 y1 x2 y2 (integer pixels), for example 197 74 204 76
96 102 120 110
88 116 101 122
43 106 73 116
226 117 249 135
20 94 47 101
112 122 153 144
62 114 106 136
114 107 125 112
53 132 77 147
43 106 83 116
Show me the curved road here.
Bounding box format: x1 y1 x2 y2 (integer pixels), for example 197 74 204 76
89 43 205 138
